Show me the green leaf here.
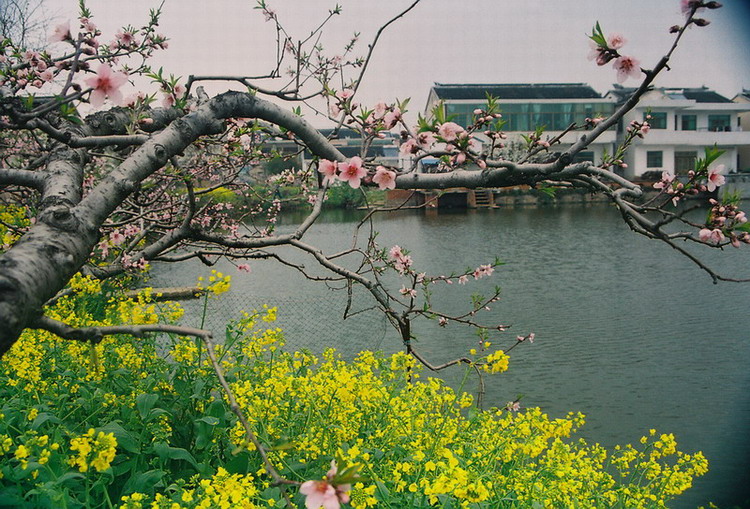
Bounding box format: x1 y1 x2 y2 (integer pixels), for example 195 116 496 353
153 442 200 471
136 393 159 420
123 469 166 494
703 145 725 167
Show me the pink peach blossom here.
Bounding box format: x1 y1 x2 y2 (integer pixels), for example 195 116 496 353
373 102 387 119
400 138 418 155
613 55 641 83
400 286 417 298
699 228 725 244
49 21 72 43
706 164 726 192
383 108 401 129
300 481 339 509
318 159 338 185
109 231 125 245
300 462 350 509
372 166 397 190
437 122 464 142
337 156 367 189
607 33 627 50
237 264 251 272
336 88 354 101
115 30 136 47
85 64 128 107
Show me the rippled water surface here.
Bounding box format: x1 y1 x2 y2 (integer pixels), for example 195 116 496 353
153 204 750 508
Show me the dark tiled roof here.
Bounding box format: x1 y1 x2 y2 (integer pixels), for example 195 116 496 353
431 83 603 100
681 89 731 103
608 85 732 103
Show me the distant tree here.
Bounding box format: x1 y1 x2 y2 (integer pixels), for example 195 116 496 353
0 0 48 48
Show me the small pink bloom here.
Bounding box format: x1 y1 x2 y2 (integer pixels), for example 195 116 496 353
507 401 521 412
300 481 339 509
372 102 387 119
39 69 54 82
640 122 650 135
400 138 418 155
383 108 401 129
389 245 403 260
588 42 614 66
437 122 464 142
318 159 338 185
237 264 251 273
115 30 136 47
162 94 176 108
337 157 367 189
80 17 97 33
699 228 724 244
400 286 417 298
49 21 72 43
735 211 747 224
653 171 675 190
613 56 641 83
706 164 726 192
109 231 125 245
85 64 128 107
458 275 468 285
336 88 354 101
372 166 397 190
607 33 627 50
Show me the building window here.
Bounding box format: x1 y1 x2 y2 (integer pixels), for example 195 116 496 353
708 114 731 132
647 151 663 168
681 115 697 131
646 112 667 129
675 151 697 174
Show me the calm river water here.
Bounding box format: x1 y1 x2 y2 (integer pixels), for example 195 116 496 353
152 204 750 508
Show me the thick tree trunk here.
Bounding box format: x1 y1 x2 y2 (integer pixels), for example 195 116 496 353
0 212 99 356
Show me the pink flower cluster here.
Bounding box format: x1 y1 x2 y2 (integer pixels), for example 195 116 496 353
317 158 397 190
473 264 494 280
516 332 535 343
300 462 350 509
699 199 749 247
389 245 413 275
588 29 641 83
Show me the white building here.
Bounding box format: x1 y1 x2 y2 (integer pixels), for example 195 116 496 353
732 89 750 172
424 83 618 167
424 83 750 178
609 86 750 178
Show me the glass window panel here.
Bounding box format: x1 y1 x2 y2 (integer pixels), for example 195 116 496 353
681 115 696 131
647 112 667 129
708 115 731 132
647 151 663 168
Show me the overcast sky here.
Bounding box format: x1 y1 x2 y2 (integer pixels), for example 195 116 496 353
45 0 750 126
